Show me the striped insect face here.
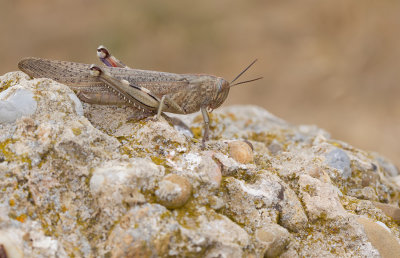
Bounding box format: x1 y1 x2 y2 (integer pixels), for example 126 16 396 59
209 78 230 110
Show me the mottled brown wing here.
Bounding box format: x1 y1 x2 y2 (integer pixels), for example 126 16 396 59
18 57 104 88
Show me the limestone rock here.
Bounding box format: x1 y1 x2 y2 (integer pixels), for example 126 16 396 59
357 217 400 258
228 140 254 164
255 223 291 257
156 174 192 209
325 147 352 179
298 174 346 221
1 72 400 257
373 202 400 224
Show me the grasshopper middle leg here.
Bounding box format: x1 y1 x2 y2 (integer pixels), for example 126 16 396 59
200 106 210 148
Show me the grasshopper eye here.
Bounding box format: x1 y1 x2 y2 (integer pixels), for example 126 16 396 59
210 78 230 110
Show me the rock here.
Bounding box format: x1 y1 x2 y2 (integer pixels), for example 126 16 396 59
90 159 163 219
1 71 400 257
325 148 352 179
393 175 400 188
348 186 379 201
156 174 192 209
0 89 37 124
204 244 243 258
213 152 256 177
298 174 346 221
373 154 399 177
357 217 400 258
278 185 309 232
0 229 24 258
106 204 181 257
228 141 254 164
167 151 222 191
196 153 223 190
106 204 249 257
255 224 291 257
373 202 400 224
221 173 307 234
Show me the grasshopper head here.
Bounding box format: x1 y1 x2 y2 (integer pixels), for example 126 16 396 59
209 59 262 111
209 78 230 110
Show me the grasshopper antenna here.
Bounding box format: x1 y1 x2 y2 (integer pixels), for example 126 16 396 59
230 59 259 84
230 76 263 87
230 59 262 87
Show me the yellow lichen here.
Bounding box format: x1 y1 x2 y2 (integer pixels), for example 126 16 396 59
0 80 13 92
72 127 82 136
16 214 27 223
151 156 166 166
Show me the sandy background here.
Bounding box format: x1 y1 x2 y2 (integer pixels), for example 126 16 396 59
1 0 399 167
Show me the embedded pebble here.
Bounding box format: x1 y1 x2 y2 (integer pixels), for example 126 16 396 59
0 229 24 258
255 224 291 258
373 202 400 224
67 93 84 116
357 217 400 257
393 175 400 188
325 148 352 179
197 154 222 189
156 174 192 209
374 155 399 177
228 141 254 164
0 89 37 123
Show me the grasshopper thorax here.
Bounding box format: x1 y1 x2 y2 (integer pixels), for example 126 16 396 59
209 78 230 110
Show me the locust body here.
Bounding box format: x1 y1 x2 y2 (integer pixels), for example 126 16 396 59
18 46 260 148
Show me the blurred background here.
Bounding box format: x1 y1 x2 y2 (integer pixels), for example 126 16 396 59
1 0 399 167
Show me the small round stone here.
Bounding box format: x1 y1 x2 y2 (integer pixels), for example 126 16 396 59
228 141 254 164
156 174 192 209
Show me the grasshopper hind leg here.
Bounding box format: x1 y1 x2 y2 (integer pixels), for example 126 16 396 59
97 45 128 68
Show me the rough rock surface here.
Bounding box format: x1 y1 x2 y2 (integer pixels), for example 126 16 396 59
1 71 400 257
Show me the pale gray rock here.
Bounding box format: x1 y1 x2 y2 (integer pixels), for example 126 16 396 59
374 154 400 177
67 93 84 116
1 72 399 257
0 88 36 123
325 147 352 179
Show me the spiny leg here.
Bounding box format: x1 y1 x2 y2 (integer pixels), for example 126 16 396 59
200 106 210 149
89 65 159 113
97 45 129 68
90 63 184 121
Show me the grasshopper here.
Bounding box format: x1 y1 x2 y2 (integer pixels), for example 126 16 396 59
18 46 261 148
